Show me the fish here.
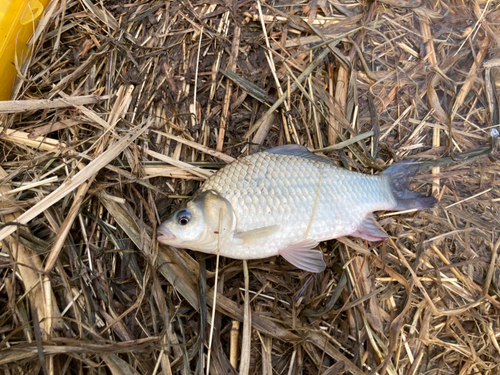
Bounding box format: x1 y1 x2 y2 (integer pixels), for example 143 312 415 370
157 145 436 272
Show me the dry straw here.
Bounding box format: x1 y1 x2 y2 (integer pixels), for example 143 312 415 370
0 0 499 374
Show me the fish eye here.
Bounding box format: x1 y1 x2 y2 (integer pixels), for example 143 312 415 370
176 209 191 226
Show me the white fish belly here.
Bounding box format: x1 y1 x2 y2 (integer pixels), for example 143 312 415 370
201 152 396 259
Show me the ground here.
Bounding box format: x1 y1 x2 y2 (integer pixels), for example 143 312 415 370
0 0 499 374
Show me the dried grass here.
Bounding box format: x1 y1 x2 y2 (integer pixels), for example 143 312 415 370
0 0 499 374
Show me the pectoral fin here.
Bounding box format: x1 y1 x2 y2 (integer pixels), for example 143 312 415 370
234 225 280 244
278 240 326 273
351 215 389 241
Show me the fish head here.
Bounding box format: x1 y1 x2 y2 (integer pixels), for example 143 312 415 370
157 190 235 253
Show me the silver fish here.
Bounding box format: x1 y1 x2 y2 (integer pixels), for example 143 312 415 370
158 145 436 272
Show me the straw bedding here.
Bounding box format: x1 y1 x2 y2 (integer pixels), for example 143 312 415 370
0 0 499 374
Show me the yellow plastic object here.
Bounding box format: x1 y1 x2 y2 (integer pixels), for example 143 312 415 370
0 0 50 101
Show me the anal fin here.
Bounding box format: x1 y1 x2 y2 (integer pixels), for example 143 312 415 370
351 215 389 242
278 239 326 273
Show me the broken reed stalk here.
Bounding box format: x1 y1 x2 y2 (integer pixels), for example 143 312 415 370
256 0 295 144
0 95 110 113
0 167 62 337
217 26 241 151
419 13 441 195
239 260 251 375
206 210 223 374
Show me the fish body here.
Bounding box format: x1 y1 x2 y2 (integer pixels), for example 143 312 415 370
158 145 436 272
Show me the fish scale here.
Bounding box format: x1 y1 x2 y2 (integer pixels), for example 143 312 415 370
200 151 395 257
158 145 436 272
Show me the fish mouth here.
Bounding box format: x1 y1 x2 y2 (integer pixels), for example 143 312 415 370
157 224 176 243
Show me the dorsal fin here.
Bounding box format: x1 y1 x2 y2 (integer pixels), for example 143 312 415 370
265 145 335 165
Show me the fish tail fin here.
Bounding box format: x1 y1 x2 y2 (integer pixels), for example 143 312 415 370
382 160 437 211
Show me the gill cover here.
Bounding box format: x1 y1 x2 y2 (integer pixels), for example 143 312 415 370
157 190 236 253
